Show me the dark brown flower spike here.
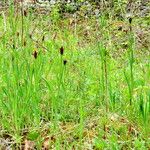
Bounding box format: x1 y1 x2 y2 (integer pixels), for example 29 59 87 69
24 10 27 17
42 35 45 42
63 60 67 65
32 50 38 59
60 46 64 55
129 18 132 24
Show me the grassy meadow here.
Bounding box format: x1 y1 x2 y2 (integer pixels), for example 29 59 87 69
0 3 150 149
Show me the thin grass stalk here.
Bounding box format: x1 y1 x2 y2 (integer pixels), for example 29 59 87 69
21 0 24 46
128 24 134 105
98 15 109 112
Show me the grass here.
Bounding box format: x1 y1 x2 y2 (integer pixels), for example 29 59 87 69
0 3 150 149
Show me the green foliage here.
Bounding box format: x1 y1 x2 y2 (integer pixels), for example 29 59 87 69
0 1 149 149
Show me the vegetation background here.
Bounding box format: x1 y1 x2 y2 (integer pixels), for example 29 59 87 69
0 0 149 149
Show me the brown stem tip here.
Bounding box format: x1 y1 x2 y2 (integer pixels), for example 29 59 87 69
24 10 27 17
60 46 64 55
129 18 132 24
63 60 67 65
32 50 38 59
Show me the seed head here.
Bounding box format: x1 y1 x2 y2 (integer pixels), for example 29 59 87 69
32 50 38 59
24 10 27 17
60 46 64 55
63 60 67 65
42 35 45 42
129 18 132 24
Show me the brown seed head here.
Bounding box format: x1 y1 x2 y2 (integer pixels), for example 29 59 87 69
60 46 64 55
63 60 67 65
24 10 27 17
32 50 38 59
129 18 132 24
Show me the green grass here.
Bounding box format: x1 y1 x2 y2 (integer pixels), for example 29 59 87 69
0 4 149 149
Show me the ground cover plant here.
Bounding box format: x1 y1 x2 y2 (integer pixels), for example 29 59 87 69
0 0 150 149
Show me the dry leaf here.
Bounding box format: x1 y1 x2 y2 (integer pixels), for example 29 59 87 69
43 136 55 150
24 139 35 150
43 137 50 150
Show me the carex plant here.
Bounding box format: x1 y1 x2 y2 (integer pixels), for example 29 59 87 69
124 17 135 106
55 46 68 121
98 15 110 112
124 17 150 130
0 4 46 138
0 1 149 149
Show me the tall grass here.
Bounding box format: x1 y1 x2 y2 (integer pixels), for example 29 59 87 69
0 3 149 149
